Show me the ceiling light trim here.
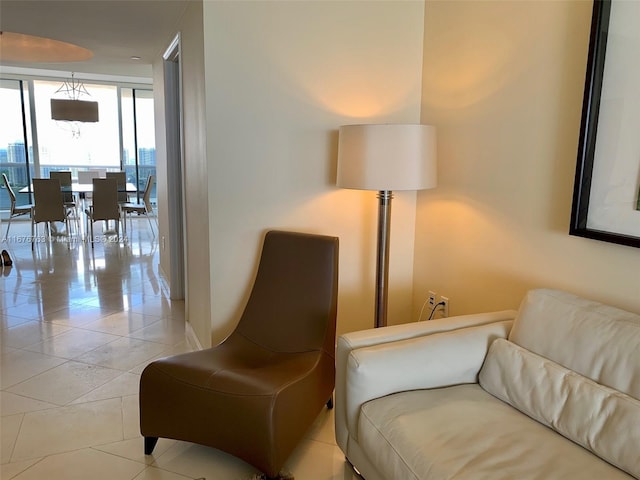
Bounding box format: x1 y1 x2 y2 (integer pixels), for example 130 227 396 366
0 31 93 63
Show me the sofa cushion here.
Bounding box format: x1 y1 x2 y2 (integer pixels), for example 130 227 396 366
479 338 640 479
358 384 634 480
509 289 640 399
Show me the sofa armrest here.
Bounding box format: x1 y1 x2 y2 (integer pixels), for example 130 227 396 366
335 310 517 451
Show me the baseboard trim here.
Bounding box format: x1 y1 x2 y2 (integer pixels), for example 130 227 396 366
185 321 203 351
157 262 172 300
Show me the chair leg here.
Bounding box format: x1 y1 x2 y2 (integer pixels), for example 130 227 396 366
31 218 35 251
71 207 79 235
4 215 12 241
144 436 158 455
146 214 155 237
65 216 71 249
90 220 94 249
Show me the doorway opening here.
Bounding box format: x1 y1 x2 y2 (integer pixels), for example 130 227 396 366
163 34 186 301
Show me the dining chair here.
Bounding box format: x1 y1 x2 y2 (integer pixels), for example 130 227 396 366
49 171 73 199
85 178 121 247
121 175 155 237
77 170 103 184
32 178 72 250
49 171 79 231
2 173 33 241
106 171 128 204
77 170 103 208
140 230 339 479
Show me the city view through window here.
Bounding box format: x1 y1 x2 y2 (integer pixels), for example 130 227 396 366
0 77 156 213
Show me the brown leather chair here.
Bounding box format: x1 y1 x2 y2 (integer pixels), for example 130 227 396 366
139 230 339 478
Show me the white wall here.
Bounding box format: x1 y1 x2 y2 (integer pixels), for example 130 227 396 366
155 1 212 346
415 0 640 318
202 0 426 344
178 2 212 347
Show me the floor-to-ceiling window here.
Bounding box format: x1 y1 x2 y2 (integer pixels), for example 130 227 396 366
33 80 120 177
121 88 156 203
0 74 156 218
0 79 34 210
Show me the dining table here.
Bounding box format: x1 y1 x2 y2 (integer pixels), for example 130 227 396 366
19 182 139 194
20 181 140 240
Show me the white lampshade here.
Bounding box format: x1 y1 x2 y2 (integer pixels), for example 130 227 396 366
336 124 437 191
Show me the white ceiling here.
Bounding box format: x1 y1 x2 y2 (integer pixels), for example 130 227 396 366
0 0 191 79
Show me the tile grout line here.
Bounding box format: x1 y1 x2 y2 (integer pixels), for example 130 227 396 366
7 412 25 464
4 456 48 480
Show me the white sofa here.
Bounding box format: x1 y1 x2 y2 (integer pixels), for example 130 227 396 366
335 289 640 480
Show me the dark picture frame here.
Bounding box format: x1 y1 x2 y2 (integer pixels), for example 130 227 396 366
570 0 640 248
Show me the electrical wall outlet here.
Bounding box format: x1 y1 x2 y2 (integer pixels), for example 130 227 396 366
440 296 449 317
428 291 437 308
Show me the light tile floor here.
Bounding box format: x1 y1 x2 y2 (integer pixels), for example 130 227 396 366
1 220 359 480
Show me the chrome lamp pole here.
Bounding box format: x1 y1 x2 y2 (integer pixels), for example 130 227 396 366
375 190 392 328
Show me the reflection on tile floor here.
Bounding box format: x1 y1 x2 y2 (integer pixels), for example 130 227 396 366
1 221 359 480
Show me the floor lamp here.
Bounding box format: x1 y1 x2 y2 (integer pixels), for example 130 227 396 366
336 124 437 328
